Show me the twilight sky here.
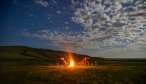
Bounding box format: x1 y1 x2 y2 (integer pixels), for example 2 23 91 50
0 0 146 58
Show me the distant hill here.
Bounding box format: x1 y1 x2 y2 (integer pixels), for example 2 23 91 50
0 46 95 66
1 46 145 67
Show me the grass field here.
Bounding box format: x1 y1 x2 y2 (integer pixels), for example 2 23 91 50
1 46 146 84
1 61 146 84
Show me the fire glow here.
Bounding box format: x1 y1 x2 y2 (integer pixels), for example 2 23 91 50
69 59 75 67
61 47 75 67
68 48 75 67
60 53 76 67
59 46 90 68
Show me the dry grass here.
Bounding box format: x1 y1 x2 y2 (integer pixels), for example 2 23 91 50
1 65 146 84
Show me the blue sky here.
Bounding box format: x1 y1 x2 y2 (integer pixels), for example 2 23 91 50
0 0 146 58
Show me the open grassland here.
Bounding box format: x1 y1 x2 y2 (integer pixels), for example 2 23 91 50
1 62 146 84
1 46 146 84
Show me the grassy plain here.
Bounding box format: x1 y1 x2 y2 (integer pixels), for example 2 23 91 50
1 61 146 84
0 46 146 84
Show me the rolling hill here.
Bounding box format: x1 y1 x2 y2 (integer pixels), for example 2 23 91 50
0 46 93 66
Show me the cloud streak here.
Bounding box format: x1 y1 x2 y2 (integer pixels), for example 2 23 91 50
35 0 49 7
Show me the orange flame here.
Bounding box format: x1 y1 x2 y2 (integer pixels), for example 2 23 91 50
69 59 75 67
66 46 75 67
68 51 75 67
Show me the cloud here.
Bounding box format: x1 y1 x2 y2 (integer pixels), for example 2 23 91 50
71 0 146 49
52 0 57 4
35 0 49 7
56 11 61 14
26 0 146 52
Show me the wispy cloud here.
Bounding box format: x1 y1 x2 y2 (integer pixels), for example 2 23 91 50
35 0 49 7
56 11 61 14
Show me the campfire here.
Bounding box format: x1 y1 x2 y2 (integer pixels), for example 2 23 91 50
60 49 76 67
59 47 90 67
